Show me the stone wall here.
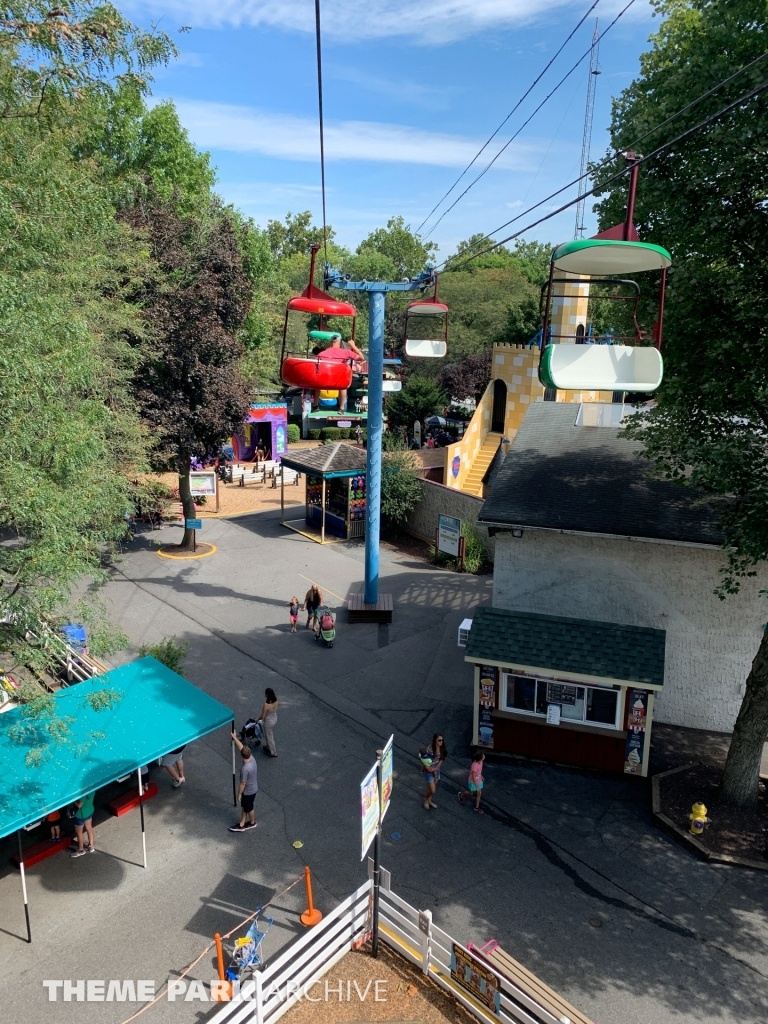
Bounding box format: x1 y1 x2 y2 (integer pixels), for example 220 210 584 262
492 529 767 733
407 479 494 560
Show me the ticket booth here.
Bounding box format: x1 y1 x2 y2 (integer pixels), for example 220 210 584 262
279 442 367 544
464 607 665 776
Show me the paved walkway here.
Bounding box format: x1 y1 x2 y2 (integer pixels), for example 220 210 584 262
0 509 767 1024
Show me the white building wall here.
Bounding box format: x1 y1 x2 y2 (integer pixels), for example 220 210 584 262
492 530 767 733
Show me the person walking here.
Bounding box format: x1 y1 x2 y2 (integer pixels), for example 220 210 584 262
458 747 485 814
259 688 279 757
230 733 259 831
422 733 447 810
70 792 96 857
288 596 300 633
303 584 323 633
161 745 186 787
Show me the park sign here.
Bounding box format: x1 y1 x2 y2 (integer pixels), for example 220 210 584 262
190 471 217 498
437 514 461 558
380 734 393 822
185 519 202 530
360 762 379 861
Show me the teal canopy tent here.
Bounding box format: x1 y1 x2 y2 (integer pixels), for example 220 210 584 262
0 656 234 942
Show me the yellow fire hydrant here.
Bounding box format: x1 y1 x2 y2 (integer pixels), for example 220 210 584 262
689 802 711 836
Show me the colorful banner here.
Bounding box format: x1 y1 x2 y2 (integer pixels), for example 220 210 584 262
360 763 379 860
624 688 649 774
380 735 393 823
478 666 498 748
451 944 501 1015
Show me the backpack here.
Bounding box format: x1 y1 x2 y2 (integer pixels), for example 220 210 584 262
320 612 334 632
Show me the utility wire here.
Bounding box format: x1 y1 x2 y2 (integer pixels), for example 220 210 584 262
441 75 768 272
415 0 602 235
422 0 636 240
314 0 328 266
446 52 768 267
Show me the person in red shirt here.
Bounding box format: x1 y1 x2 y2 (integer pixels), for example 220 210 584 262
313 335 364 412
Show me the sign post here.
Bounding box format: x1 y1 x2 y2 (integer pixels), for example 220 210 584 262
360 734 394 960
185 518 202 553
413 419 421 449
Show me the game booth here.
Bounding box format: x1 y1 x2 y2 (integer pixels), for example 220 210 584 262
279 443 367 544
231 403 288 463
464 607 665 777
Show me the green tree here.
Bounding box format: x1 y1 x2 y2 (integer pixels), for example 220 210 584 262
381 444 423 527
122 197 252 550
357 216 437 278
0 4 174 670
386 377 446 428
266 211 334 260
594 0 768 805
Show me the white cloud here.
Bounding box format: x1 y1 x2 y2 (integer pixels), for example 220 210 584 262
124 0 652 43
170 98 539 169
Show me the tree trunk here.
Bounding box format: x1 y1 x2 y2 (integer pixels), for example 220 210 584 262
720 627 768 806
177 458 196 551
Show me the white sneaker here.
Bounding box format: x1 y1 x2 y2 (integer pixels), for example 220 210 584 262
173 777 184 788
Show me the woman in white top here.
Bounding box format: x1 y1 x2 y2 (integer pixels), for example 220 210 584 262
260 688 279 757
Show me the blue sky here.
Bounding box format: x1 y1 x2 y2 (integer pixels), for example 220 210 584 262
122 0 660 260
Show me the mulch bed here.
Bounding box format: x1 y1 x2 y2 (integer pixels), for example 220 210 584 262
658 763 768 862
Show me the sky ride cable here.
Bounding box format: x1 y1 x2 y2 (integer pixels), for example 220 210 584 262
441 74 768 272
422 0 638 241
415 0 603 237
314 0 329 266
471 49 768 249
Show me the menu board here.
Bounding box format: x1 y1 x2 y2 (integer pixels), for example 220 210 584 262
478 666 498 749
547 682 578 705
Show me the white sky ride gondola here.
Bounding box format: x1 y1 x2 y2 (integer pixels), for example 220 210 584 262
538 155 671 395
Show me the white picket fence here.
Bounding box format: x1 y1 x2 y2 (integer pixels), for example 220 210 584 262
209 880 370 1024
207 870 579 1024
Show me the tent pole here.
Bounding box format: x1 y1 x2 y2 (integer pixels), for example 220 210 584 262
17 831 31 943
137 769 147 869
231 721 237 806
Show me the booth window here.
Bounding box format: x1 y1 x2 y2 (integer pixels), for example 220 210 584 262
503 674 620 729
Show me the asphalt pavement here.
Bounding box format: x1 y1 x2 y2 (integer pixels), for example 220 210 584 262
0 508 766 1024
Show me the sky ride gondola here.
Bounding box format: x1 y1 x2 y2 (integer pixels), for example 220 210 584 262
280 243 358 393
538 237 670 393
538 156 671 395
404 275 449 358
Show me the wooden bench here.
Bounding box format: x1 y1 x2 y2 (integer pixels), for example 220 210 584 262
13 837 72 869
472 942 593 1024
107 781 158 817
348 592 393 623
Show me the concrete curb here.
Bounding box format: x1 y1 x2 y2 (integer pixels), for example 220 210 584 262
651 763 768 870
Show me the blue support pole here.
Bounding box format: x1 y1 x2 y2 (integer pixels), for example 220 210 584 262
365 290 385 605
325 267 433 612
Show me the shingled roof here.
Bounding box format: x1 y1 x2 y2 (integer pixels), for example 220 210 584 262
280 442 367 477
478 402 723 545
465 606 666 688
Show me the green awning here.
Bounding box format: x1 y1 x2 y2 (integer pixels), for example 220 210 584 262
551 239 671 275
0 657 233 838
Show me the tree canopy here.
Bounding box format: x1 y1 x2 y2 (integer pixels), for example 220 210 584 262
594 0 768 805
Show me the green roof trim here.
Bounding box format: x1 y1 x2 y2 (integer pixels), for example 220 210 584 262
551 239 671 275
465 607 665 687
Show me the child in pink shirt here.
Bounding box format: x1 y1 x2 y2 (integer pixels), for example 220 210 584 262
458 748 485 813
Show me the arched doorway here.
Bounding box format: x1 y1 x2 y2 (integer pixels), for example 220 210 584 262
492 378 507 434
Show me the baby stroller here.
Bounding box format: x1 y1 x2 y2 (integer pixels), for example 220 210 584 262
239 718 263 747
225 907 274 982
314 607 336 649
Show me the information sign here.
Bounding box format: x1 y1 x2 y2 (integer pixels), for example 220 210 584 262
437 514 461 557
